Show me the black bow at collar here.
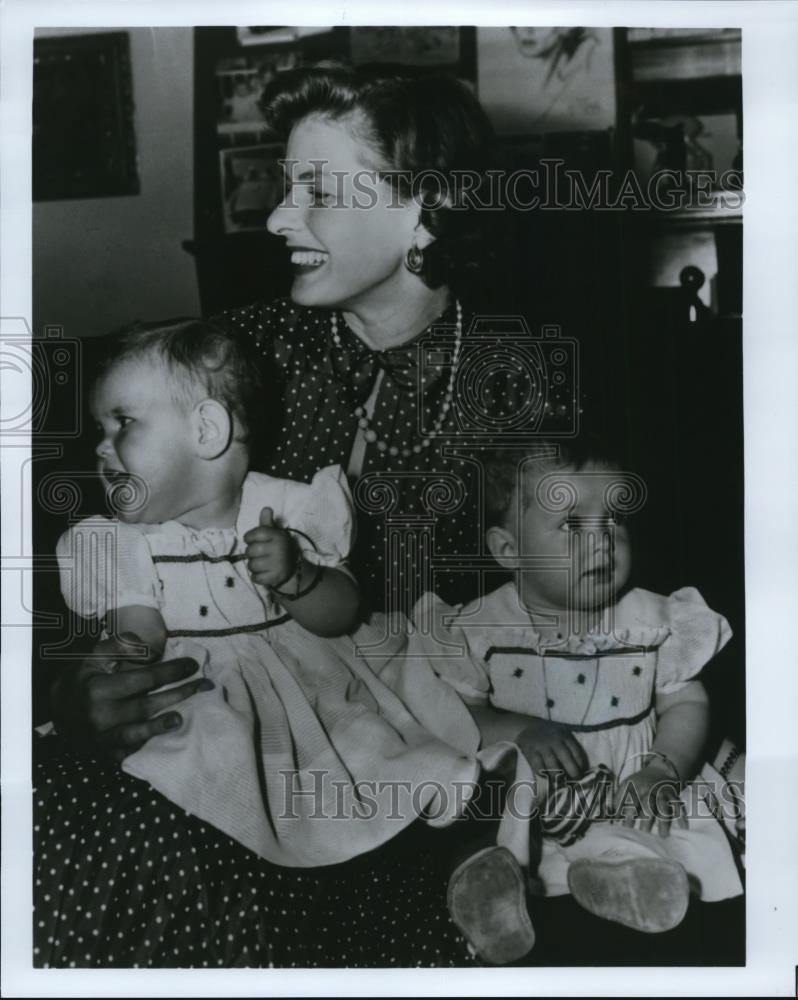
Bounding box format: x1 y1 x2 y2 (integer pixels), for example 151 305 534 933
328 306 459 403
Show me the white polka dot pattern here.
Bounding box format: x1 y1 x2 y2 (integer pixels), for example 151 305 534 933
33 737 477 967
216 298 532 612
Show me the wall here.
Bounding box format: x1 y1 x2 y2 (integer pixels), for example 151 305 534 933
32 27 199 338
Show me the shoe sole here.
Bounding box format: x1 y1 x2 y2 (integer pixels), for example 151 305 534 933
567 857 689 933
447 846 535 965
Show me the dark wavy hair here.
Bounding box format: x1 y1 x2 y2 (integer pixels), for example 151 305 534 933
483 432 629 530
259 66 497 293
93 319 264 444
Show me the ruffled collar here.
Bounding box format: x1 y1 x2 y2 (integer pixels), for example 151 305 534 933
470 582 672 657
530 625 671 656
133 474 262 543
130 483 255 558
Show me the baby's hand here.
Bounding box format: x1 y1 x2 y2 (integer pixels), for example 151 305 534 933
244 507 298 589
613 763 687 838
516 717 588 780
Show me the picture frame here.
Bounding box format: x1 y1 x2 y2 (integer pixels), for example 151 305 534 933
32 31 139 201
477 26 616 135
236 26 333 47
214 50 297 141
350 26 477 82
219 143 285 233
351 26 460 67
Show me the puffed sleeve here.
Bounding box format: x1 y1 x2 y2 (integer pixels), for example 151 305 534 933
283 465 354 567
240 466 354 568
55 517 161 621
654 587 733 694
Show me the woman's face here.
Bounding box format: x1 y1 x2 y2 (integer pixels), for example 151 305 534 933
510 26 561 58
266 115 425 312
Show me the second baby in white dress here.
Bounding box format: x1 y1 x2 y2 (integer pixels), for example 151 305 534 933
437 440 743 957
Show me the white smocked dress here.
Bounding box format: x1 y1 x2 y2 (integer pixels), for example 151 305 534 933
56 466 519 868
441 582 744 901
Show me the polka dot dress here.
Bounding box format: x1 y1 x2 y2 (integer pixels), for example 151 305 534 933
33 297 538 968
218 297 538 614
33 736 475 968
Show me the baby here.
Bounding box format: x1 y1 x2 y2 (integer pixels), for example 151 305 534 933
55 318 492 867
441 437 744 960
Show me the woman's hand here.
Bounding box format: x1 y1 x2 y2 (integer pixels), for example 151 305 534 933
612 761 687 838
244 506 298 589
516 717 588 780
50 633 212 763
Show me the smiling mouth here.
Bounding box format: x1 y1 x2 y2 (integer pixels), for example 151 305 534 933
290 248 329 274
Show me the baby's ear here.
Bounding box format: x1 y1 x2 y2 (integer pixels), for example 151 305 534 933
192 399 233 459
486 525 519 570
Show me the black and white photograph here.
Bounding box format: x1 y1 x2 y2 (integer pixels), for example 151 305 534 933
219 144 285 233
2 2 798 996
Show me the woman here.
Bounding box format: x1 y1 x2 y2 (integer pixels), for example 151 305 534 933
35 67 537 968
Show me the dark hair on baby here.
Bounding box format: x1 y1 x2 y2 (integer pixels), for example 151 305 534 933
483 432 628 530
259 65 497 294
94 318 264 443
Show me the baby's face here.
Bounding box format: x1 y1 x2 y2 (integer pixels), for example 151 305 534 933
90 357 199 524
512 461 632 615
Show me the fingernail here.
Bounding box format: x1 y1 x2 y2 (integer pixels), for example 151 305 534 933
164 713 182 730
197 678 214 692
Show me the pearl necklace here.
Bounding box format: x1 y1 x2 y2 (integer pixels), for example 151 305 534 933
330 300 463 459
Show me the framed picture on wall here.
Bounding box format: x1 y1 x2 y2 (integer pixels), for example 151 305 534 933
350 26 476 81
351 26 459 66
236 26 333 47
32 31 139 201
477 26 616 134
215 50 297 140
219 143 284 233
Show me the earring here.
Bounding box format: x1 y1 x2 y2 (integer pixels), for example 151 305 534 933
405 243 424 274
